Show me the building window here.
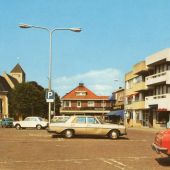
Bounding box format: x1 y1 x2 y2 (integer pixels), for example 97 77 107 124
101 101 106 107
156 112 169 124
88 101 94 107
76 91 87 96
77 101 81 107
63 101 71 107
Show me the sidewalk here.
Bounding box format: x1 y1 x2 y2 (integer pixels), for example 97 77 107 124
127 126 166 132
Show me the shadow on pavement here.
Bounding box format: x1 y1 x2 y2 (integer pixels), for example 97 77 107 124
51 134 129 140
156 157 170 166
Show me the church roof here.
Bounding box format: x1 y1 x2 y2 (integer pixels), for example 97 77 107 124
10 64 25 74
0 76 11 91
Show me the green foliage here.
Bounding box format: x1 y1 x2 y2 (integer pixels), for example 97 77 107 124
9 81 60 119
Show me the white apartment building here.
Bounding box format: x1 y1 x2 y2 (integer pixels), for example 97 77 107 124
125 48 170 128
145 48 170 128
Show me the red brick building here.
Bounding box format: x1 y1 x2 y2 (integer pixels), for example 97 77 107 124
60 83 111 115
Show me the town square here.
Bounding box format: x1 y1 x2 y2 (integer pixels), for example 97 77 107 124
1 1 170 170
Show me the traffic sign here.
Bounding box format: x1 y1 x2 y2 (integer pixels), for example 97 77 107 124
46 90 55 102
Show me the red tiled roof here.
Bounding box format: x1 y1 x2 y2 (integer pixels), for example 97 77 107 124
61 84 109 100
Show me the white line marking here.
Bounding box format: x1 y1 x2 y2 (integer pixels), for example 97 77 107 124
103 160 112 165
113 165 125 170
110 159 126 167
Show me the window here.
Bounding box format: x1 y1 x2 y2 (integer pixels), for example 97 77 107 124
77 101 81 107
101 101 106 107
87 117 98 124
24 117 31 121
63 101 71 107
88 101 94 107
75 117 86 124
76 91 87 96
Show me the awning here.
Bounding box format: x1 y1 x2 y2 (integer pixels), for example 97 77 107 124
106 110 124 117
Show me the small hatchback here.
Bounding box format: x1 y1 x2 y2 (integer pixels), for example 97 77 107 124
13 116 48 130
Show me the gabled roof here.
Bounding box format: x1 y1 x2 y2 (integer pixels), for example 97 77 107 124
2 72 19 88
10 63 25 75
0 76 11 91
61 83 109 100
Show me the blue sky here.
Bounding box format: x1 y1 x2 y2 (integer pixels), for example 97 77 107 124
1 0 170 96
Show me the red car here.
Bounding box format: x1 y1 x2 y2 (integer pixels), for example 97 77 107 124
152 129 170 156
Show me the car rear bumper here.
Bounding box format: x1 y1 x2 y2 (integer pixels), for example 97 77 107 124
151 143 168 154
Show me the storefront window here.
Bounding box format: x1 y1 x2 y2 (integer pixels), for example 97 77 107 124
156 112 169 124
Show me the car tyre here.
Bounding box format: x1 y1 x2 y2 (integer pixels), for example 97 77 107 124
15 124 21 130
64 129 74 138
109 130 119 139
36 124 42 130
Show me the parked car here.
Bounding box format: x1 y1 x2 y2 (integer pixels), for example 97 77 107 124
152 129 170 156
47 115 127 139
13 116 48 130
1 118 13 128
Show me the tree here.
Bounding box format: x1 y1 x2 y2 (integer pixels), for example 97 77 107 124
9 81 60 120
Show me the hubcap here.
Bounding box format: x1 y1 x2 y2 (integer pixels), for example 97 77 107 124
66 130 72 138
111 131 117 139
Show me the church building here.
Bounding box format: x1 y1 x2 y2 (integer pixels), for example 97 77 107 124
0 64 25 118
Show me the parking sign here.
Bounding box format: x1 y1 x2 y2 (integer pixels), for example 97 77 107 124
46 90 55 102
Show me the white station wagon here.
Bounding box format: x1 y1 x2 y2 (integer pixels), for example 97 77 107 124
48 115 127 139
13 116 48 130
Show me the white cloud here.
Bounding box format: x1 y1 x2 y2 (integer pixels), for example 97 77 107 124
53 68 123 97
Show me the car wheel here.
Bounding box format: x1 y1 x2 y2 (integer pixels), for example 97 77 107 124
36 125 42 130
64 129 74 138
109 130 119 139
15 124 21 130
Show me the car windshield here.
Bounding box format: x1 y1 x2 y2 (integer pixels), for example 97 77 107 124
97 117 105 124
38 117 44 121
51 116 70 123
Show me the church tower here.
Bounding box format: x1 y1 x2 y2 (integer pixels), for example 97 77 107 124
10 64 25 83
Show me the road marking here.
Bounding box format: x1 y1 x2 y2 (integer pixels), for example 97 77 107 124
103 160 112 165
109 159 126 167
102 159 125 170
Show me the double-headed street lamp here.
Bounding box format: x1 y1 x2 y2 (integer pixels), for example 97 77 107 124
19 23 81 124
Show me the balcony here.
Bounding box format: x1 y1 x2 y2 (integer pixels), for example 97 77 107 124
125 101 145 110
133 61 148 75
133 82 147 92
145 71 170 86
145 94 170 110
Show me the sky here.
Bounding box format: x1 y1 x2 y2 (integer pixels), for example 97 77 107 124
1 0 170 97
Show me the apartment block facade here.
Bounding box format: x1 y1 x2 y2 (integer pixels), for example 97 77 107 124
125 48 170 128
125 61 149 127
145 48 170 128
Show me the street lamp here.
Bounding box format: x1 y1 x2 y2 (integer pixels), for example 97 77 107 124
19 23 81 124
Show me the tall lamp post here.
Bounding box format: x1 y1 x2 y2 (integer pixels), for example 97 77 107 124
19 24 81 124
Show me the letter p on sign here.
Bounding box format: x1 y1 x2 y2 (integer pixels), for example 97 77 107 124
46 90 55 103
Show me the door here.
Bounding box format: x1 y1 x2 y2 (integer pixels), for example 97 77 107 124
86 117 101 135
149 110 154 128
143 112 149 127
71 116 87 135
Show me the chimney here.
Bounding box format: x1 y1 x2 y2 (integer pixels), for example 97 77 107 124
79 83 84 86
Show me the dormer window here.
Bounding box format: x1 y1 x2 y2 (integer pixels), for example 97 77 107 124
75 91 87 96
